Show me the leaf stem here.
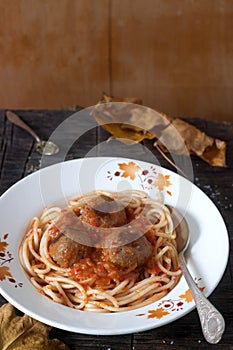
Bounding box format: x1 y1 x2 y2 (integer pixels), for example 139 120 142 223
154 142 188 178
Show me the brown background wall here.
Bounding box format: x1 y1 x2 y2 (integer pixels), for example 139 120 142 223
0 0 233 121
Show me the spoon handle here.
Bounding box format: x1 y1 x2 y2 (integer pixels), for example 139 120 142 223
179 253 225 344
6 111 41 143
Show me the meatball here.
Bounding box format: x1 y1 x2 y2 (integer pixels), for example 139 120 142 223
49 209 91 268
79 194 127 228
103 235 153 269
49 235 91 268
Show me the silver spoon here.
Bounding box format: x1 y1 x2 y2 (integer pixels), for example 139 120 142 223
6 111 59 155
169 206 225 344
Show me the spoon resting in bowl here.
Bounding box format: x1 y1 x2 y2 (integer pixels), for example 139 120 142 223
6 111 59 156
168 206 225 344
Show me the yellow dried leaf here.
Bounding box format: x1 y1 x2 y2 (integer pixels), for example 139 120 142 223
100 122 151 144
92 97 167 144
94 94 227 167
0 303 69 350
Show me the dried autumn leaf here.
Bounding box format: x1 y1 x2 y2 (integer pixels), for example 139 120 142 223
94 94 227 167
157 118 226 167
0 303 69 350
100 92 143 105
92 96 168 143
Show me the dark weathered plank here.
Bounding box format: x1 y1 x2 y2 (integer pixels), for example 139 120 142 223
50 330 133 350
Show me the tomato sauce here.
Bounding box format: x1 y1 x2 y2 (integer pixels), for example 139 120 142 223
69 255 139 288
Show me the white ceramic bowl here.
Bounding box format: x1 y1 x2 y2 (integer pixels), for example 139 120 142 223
0 157 229 334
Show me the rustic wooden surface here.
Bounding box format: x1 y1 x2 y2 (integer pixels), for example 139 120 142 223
0 109 232 349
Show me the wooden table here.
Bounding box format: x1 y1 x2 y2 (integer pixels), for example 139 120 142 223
0 109 232 349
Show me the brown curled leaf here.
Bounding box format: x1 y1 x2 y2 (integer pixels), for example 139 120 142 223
93 95 169 144
94 93 227 167
100 92 143 105
0 303 69 350
157 118 226 167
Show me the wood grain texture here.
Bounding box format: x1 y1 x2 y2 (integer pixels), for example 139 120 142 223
0 0 110 109
0 1 233 121
0 109 233 349
110 0 233 121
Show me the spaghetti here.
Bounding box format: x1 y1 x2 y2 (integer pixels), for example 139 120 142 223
19 190 182 312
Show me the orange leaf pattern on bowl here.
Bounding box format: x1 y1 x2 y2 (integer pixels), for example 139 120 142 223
179 288 193 303
137 278 205 319
0 266 12 281
0 233 23 288
153 174 171 191
118 161 141 180
107 161 172 193
0 241 8 253
147 307 169 319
